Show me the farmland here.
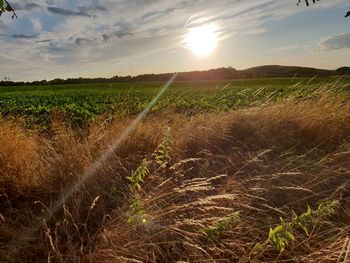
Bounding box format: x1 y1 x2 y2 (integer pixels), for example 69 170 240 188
1 77 350 262
1 77 349 128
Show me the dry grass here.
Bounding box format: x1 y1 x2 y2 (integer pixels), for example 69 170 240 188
0 96 350 262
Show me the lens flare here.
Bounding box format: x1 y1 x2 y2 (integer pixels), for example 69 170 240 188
16 74 178 255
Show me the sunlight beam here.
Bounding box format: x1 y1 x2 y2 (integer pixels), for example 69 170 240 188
17 73 178 251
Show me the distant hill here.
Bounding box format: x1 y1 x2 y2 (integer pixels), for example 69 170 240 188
335 67 350 75
131 65 343 82
239 65 335 78
0 65 348 86
121 65 344 82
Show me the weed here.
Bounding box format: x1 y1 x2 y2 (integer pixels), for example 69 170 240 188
127 194 147 225
202 212 241 240
126 159 150 191
153 127 173 168
268 218 295 252
126 159 150 224
255 200 340 254
292 200 340 236
291 205 314 236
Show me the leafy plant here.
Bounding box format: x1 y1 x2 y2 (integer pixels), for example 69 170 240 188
126 159 149 191
153 127 173 168
291 200 339 236
125 159 150 225
203 212 241 240
291 205 314 236
127 194 147 225
253 200 340 255
268 218 295 252
315 200 340 218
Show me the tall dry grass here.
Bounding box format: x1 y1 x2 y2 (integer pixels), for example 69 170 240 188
0 95 349 262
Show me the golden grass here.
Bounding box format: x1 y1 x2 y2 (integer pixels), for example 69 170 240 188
0 96 350 262
0 123 44 191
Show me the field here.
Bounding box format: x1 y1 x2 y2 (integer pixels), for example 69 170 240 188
1 77 349 128
1 77 350 262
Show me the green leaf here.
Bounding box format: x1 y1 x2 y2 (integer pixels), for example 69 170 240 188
268 227 273 239
307 205 312 215
300 224 309 236
286 231 295 242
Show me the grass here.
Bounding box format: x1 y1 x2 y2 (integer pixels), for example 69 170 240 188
0 78 350 262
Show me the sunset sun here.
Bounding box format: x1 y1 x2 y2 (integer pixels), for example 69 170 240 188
185 24 219 57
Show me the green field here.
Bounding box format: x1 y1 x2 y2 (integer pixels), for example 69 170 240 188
1 77 349 127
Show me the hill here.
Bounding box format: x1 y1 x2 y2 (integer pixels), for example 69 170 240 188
239 65 335 78
0 65 348 86
335 67 350 75
117 65 342 82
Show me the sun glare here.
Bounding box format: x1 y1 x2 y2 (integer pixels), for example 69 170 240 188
185 24 219 57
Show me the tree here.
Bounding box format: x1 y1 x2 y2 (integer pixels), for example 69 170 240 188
0 0 17 19
297 0 349 18
297 0 320 7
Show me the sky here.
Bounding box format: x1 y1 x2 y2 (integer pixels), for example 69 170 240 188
0 0 349 81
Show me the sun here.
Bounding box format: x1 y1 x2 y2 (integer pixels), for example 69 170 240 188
185 24 219 57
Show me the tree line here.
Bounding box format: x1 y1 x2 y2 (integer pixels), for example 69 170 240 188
1 66 349 87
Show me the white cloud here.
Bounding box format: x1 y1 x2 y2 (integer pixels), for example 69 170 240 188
270 44 309 52
319 32 350 50
0 0 348 80
31 18 42 33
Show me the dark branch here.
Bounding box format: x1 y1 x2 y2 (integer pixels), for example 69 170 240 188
297 0 349 19
3 0 17 19
297 0 320 7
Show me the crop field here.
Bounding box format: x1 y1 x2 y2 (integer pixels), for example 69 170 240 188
1 77 349 128
1 77 350 263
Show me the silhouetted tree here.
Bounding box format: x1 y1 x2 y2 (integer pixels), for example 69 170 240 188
345 7 350 18
297 0 320 7
297 0 350 18
0 0 17 18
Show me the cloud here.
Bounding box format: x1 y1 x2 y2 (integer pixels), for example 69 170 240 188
1 0 348 81
75 37 92 46
77 5 108 13
319 33 350 50
12 34 38 39
240 28 267 35
36 39 53 43
11 2 42 11
47 6 91 17
270 44 309 52
101 31 133 42
31 18 42 33
0 20 6 30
